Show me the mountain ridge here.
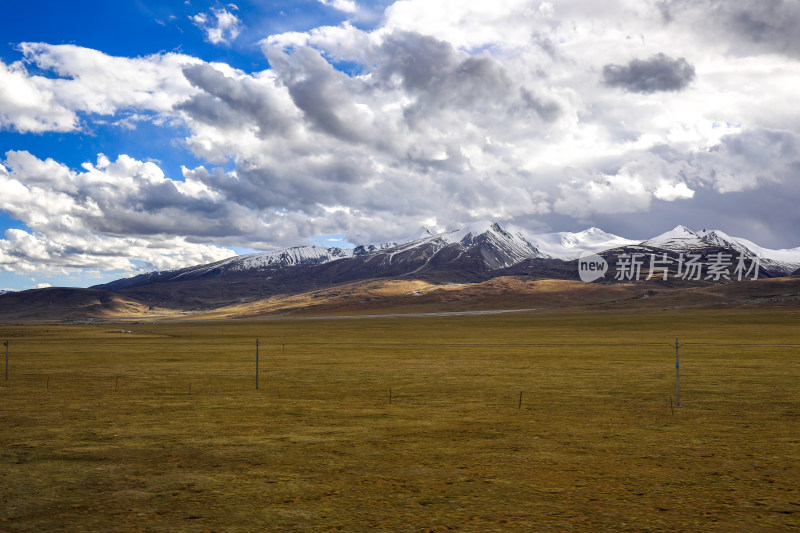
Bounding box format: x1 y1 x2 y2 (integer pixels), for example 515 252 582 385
2 221 798 321
94 222 800 291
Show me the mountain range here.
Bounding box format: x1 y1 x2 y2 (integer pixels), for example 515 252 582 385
1 222 799 321
95 222 800 289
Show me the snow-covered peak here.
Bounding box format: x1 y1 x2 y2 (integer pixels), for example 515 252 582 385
170 245 352 279
635 226 800 274
353 241 397 256
382 221 544 269
702 230 751 255
400 226 436 244
453 221 545 267
727 237 800 263
232 246 352 270
521 227 640 259
701 230 800 274
437 220 503 244
641 225 706 250
445 222 540 251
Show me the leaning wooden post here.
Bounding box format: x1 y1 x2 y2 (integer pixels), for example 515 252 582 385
675 338 680 408
255 339 259 391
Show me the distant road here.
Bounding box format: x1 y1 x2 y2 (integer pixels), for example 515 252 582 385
262 307 543 320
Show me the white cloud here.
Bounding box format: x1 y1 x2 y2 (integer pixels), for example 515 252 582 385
0 151 235 275
0 59 76 132
0 44 202 134
554 173 652 217
318 0 358 14
190 6 242 45
173 1 800 243
20 43 203 116
382 0 544 51
654 181 694 201
3 0 800 279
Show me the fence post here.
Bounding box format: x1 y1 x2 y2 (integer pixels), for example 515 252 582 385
675 338 680 408
4 340 7 381
256 339 259 391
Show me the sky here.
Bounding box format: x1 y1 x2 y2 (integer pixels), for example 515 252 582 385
1 0 799 291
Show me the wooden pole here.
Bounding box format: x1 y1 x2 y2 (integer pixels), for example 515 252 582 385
675 338 680 408
4 340 7 381
519 390 523 409
255 339 259 391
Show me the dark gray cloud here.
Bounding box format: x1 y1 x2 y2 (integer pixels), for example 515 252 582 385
603 53 695 93
585 179 800 250
531 123 800 249
658 0 800 58
266 46 373 143
178 63 295 137
374 31 458 92
373 31 561 124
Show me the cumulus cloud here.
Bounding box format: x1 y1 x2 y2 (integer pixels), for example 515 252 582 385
0 59 76 132
190 6 242 45
381 0 550 51
603 53 696 93
654 181 694 201
687 128 800 193
318 0 358 14
658 0 800 58
0 44 201 134
0 151 235 275
3 0 800 282
554 173 652 217
168 26 568 237
159 4 800 243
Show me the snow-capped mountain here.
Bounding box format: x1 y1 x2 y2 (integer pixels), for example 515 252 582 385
701 230 753 255
97 245 354 290
699 230 800 275
7 220 799 321
343 220 547 273
641 225 707 250
94 221 548 292
637 225 800 275
425 221 546 268
521 227 640 259
89 221 800 306
353 242 397 256
173 245 352 280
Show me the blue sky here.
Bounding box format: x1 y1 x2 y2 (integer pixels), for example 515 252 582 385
0 0 371 290
0 1 372 183
1 0 800 290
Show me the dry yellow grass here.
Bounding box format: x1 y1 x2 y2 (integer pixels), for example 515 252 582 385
0 305 799 531
172 276 800 320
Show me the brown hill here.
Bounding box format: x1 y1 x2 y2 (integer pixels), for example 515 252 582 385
0 287 160 322
182 275 800 320
2 276 798 323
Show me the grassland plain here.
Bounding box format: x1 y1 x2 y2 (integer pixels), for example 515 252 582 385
1 306 799 532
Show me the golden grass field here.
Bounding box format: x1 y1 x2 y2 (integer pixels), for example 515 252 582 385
1 305 799 531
